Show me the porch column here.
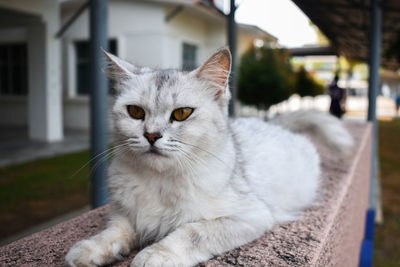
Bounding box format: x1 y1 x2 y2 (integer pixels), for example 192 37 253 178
89 0 109 208
27 16 63 142
227 0 237 117
367 0 382 209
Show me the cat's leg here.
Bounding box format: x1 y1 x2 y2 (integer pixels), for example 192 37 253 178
131 214 268 267
65 213 135 267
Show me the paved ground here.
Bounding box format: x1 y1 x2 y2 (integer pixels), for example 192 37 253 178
0 126 89 167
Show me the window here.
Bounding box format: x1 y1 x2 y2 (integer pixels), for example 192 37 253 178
182 43 197 71
75 39 117 95
0 43 28 95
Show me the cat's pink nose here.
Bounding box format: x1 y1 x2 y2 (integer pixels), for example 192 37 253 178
144 132 162 145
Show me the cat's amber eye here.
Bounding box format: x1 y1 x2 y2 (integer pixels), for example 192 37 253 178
127 105 145 120
171 107 194 122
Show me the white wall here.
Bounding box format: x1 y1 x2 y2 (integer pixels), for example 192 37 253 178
125 33 165 68
163 5 226 68
61 0 168 130
0 97 28 126
63 98 117 131
0 27 27 43
61 0 227 75
238 32 255 56
164 7 208 68
203 21 226 58
62 0 166 65
63 98 90 130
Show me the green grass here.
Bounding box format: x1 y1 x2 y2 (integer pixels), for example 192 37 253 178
0 150 91 239
373 119 400 267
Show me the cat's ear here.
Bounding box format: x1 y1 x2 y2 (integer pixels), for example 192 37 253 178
102 48 139 80
195 47 231 100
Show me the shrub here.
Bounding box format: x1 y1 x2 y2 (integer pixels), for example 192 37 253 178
238 45 325 110
238 46 295 110
295 66 325 97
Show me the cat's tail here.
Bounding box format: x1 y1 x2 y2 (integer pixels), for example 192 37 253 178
270 110 354 158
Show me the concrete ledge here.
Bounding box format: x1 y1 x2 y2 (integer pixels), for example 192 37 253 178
0 122 372 267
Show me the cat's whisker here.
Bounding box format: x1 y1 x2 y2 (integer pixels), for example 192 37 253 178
68 144 124 179
128 144 147 149
173 147 208 178
68 140 134 179
172 139 234 172
176 144 245 182
88 144 132 177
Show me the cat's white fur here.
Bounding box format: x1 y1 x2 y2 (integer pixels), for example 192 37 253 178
65 48 353 267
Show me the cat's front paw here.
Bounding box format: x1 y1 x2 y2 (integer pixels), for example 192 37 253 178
65 238 128 267
130 244 186 267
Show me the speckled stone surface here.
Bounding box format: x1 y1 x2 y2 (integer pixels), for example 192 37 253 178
0 122 372 267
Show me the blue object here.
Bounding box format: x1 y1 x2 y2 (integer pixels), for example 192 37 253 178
365 209 376 241
359 209 376 267
360 240 373 267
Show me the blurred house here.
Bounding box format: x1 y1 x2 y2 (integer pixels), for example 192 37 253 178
291 55 370 96
291 55 338 85
0 0 277 142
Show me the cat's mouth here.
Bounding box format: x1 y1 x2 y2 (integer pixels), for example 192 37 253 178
146 147 166 157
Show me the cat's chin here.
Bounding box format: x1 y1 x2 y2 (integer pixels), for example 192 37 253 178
144 151 168 159
145 161 173 173
140 151 176 173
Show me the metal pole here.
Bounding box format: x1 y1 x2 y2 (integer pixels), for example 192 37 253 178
89 0 109 208
228 0 237 117
367 0 382 209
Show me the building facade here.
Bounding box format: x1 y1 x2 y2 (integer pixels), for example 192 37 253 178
0 0 277 142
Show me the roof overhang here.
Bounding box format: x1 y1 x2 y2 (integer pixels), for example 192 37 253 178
237 23 278 42
289 45 338 57
291 0 400 70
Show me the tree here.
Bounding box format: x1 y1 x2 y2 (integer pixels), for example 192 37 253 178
295 66 325 97
238 45 294 110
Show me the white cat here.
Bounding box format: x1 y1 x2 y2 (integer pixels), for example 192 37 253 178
65 48 353 267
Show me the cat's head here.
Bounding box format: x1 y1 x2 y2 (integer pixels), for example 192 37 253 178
104 48 232 173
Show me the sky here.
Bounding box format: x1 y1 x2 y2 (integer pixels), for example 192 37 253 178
233 0 318 48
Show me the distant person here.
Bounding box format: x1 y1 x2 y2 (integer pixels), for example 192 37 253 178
395 92 400 116
328 75 346 118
